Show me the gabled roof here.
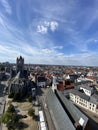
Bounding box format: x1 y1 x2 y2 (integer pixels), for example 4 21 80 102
70 89 90 101
46 89 75 130
14 71 23 79
80 84 94 91
56 90 89 129
37 76 46 82
12 71 24 84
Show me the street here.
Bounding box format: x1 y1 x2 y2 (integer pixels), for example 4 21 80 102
37 87 56 130
0 81 7 130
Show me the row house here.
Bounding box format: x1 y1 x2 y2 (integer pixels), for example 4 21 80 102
46 89 91 130
69 89 98 114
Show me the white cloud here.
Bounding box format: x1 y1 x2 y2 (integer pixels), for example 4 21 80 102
50 21 58 32
53 46 63 49
37 21 58 34
0 0 98 66
0 44 21 55
42 49 54 54
0 13 6 29
0 0 12 14
94 39 98 43
37 25 48 34
0 42 98 66
82 7 98 31
44 21 50 27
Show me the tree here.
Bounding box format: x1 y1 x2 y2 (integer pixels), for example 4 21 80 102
8 93 14 98
28 108 35 118
7 104 15 113
1 112 12 124
10 114 19 124
28 96 32 102
1 112 19 130
1 104 19 130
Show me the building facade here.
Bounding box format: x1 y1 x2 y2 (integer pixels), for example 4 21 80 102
80 85 94 96
16 56 24 73
37 76 46 87
8 71 27 97
69 89 98 114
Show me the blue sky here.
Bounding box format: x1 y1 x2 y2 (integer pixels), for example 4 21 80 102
0 0 98 66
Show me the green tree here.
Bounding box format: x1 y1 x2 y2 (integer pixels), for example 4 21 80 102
1 112 12 124
28 108 35 118
28 96 32 102
7 104 15 113
8 93 14 98
11 114 19 124
1 112 19 130
1 103 19 130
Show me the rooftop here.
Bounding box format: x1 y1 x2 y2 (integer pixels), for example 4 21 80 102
46 89 75 130
70 89 90 101
56 90 88 129
79 84 94 91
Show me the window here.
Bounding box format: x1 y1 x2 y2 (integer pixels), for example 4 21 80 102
92 108 94 111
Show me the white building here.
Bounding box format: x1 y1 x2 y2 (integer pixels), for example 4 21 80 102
69 89 98 114
79 85 94 96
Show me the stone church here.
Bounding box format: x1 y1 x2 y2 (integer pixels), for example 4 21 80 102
16 56 24 73
8 56 28 97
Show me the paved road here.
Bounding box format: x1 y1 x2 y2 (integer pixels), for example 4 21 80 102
38 88 56 130
0 81 7 130
0 82 6 115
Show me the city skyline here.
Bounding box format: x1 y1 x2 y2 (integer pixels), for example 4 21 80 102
0 0 98 66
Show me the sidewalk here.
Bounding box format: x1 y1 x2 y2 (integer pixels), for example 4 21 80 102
2 96 39 130
2 95 8 130
2 123 7 130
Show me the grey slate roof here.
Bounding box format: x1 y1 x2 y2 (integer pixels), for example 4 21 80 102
70 89 90 101
79 84 94 91
15 71 21 79
37 76 46 82
46 89 75 130
90 94 98 104
12 71 24 84
56 90 89 129
14 71 23 80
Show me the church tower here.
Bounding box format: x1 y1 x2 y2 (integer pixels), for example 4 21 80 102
16 56 24 73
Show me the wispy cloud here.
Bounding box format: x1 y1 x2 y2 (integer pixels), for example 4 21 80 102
0 0 12 14
0 0 98 66
53 46 63 49
0 40 98 66
44 21 58 32
37 25 48 34
37 21 58 34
